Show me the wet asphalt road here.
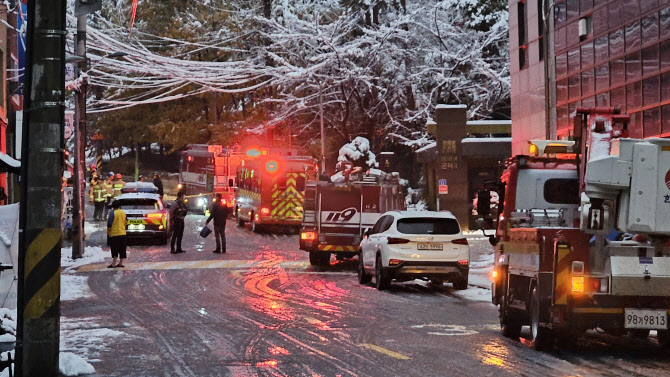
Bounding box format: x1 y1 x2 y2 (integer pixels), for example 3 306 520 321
62 213 670 377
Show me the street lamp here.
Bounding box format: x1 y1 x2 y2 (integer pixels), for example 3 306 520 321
70 50 128 259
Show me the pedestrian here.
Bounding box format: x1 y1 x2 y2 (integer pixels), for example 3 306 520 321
103 172 114 219
138 175 145 182
90 178 106 221
169 191 188 254
107 200 127 268
205 193 229 253
153 173 164 200
112 173 126 198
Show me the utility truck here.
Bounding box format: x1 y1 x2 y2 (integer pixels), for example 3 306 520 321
487 107 670 349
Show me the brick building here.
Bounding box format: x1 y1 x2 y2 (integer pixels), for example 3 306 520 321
510 0 670 154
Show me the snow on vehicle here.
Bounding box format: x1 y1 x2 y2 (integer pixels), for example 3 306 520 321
487 107 670 350
115 183 171 245
299 165 406 266
234 148 317 233
178 144 243 214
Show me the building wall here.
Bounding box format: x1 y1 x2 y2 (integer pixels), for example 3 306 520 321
509 0 548 154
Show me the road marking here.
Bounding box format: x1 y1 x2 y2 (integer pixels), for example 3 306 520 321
411 324 479 336
75 259 353 274
359 343 411 360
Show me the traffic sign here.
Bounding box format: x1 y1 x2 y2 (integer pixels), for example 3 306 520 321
438 179 448 195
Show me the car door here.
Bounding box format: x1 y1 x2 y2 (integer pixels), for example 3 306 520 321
363 216 386 270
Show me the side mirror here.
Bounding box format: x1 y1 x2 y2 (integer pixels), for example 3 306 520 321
364 228 371 237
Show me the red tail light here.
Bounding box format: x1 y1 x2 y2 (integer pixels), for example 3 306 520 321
387 237 410 244
458 260 469 266
301 231 316 240
261 207 270 215
451 238 468 245
389 259 403 266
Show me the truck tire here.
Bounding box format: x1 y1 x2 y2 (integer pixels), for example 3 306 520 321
357 253 371 284
453 275 468 290
658 330 670 348
309 251 330 267
236 212 245 227
375 255 391 290
529 285 554 351
499 273 522 339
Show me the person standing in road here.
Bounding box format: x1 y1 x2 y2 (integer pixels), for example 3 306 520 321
112 173 126 198
90 178 106 221
103 172 114 219
169 191 188 254
205 193 229 253
107 200 127 268
153 173 164 200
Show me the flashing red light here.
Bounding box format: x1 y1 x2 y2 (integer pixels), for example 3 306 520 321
266 161 278 173
260 207 270 215
187 156 192 162
301 231 316 240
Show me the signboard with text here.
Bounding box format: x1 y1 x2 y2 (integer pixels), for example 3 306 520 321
438 179 448 195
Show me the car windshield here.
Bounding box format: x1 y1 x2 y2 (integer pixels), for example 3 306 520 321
118 199 158 211
396 218 460 235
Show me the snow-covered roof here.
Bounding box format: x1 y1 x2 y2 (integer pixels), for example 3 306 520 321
436 104 467 109
415 141 436 153
0 152 20 172
461 137 512 143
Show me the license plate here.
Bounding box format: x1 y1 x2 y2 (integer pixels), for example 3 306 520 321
624 309 668 329
417 243 443 251
128 224 146 230
129 220 143 225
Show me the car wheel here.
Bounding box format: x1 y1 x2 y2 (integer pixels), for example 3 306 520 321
251 216 263 233
357 253 371 284
529 285 554 351
236 211 245 227
453 275 468 290
375 254 390 290
657 330 670 348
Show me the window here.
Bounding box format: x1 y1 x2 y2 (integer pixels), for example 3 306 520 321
641 13 659 44
643 107 660 137
595 64 609 92
396 218 461 235
643 76 659 106
582 69 595 96
661 72 670 101
581 41 594 67
556 53 568 77
662 40 670 70
627 81 642 110
568 48 581 74
611 86 627 109
608 0 624 27
569 74 581 100
609 29 624 57
566 0 579 20
662 104 670 134
661 7 670 40
543 179 579 204
518 1 528 70
625 21 641 52
642 45 659 75
557 78 569 103
580 0 594 12
594 35 608 64
593 6 609 35
118 199 158 211
371 215 392 234
641 0 659 13
625 52 641 82
596 92 610 107
622 0 640 20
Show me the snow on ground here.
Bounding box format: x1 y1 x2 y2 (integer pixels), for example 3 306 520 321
61 275 94 301
453 286 492 302
60 317 127 362
59 352 95 376
61 246 108 273
0 351 14 377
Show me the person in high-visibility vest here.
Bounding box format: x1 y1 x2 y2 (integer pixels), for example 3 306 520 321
103 172 115 219
112 173 126 198
90 178 106 221
107 200 127 268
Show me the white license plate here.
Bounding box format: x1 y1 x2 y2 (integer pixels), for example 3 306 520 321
624 309 668 329
417 243 443 251
128 224 146 230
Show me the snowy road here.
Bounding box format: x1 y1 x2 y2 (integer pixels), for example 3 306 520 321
60 214 670 377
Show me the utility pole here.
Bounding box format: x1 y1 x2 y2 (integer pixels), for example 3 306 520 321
17 0 66 375
71 14 87 259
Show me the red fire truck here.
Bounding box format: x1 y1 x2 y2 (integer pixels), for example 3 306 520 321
299 167 406 266
234 148 317 233
487 108 670 350
178 145 244 213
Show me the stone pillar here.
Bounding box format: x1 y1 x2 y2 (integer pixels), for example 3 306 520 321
434 105 469 229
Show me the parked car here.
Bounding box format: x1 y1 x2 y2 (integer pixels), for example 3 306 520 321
114 189 171 245
358 211 469 290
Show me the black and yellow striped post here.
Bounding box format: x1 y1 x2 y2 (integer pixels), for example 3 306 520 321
17 0 66 375
93 133 103 173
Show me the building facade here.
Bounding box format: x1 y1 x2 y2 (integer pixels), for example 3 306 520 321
510 0 670 154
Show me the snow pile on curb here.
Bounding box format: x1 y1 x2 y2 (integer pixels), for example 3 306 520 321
59 352 95 376
0 308 16 343
61 316 127 361
61 246 107 272
61 275 94 301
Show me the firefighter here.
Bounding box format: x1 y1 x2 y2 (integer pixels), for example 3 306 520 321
89 163 98 183
103 172 115 219
205 193 229 254
112 173 126 198
90 178 106 221
153 173 164 200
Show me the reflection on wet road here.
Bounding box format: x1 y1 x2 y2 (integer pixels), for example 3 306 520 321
62 215 670 377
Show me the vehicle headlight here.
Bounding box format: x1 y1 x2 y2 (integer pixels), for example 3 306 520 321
197 198 204 206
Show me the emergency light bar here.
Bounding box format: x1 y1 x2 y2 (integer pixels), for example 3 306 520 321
528 140 576 156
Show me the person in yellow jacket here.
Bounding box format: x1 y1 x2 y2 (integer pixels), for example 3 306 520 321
107 200 127 268
112 173 126 198
103 172 115 219
90 178 106 221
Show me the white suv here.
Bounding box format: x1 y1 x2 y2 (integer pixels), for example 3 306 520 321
358 211 469 290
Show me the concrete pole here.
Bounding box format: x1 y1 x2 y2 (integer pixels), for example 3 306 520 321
71 15 87 259
16 0 66 375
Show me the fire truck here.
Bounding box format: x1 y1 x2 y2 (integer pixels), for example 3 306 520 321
299 166 406 266
178 145 244 213
487 107 670 350
234 149 317 233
